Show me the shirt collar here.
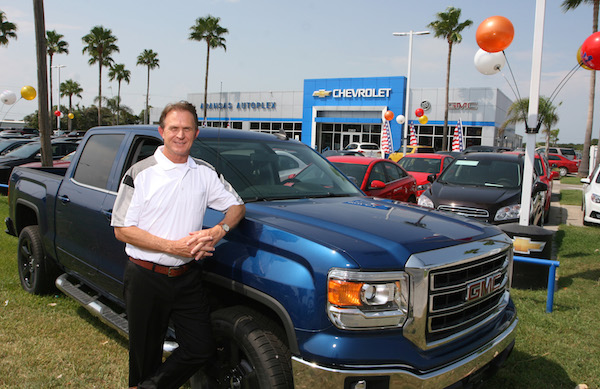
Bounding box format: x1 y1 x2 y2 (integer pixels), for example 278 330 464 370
154 146 197 171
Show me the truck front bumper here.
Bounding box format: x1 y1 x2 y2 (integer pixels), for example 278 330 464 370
291 316 517 389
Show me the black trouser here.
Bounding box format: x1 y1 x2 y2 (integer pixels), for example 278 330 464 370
124 260 215 389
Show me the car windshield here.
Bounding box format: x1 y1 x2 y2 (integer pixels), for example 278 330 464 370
398 157 441 174
438 158 522 188
2 142 40 158
191 138 362 202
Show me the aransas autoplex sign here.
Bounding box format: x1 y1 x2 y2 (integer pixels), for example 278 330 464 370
200 102 277 110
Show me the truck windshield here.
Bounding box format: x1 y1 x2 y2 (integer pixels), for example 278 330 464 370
191 138 363 201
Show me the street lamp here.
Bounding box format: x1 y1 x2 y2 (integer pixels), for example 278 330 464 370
52 64 66 135
392 30 429 156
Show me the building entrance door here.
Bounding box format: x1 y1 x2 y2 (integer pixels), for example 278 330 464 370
342 133 360 149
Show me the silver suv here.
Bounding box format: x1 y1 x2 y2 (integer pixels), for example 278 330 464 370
536 146 577 160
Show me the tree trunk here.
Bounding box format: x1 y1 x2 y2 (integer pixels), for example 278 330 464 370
442 41 453 151
48 54 54 129
98 61 102 126
117 81 121 125
203 43 211 124
145 66 150 124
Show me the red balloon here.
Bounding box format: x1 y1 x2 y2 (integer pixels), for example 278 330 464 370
384 110 394 121
54 110 61 117
581 32 600 70
415 108 424 117
476 16 514 53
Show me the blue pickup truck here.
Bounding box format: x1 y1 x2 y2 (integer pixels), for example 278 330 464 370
6 125 517 388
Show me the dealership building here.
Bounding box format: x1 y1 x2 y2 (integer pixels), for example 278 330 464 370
180 76 521 152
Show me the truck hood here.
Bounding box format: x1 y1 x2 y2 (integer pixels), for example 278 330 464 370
245 196 502 269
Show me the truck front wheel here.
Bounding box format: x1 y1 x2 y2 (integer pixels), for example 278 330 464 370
18 226 56 294
206 306 293 389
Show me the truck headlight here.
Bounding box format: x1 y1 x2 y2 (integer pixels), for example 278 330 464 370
327 269 409 330
495 204 520 221
418 194 434 208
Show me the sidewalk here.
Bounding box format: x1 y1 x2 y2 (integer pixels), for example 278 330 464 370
544 179 583 231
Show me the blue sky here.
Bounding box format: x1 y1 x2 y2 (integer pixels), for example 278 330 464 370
0 0 598 144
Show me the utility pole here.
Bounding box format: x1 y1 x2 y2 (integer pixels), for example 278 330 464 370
33 0 53 167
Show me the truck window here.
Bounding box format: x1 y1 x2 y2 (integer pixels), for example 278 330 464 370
73 134 125 190
119 137 163 183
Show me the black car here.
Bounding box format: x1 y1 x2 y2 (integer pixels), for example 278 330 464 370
0 140 79 188
0 138 35 156
417 152 547 225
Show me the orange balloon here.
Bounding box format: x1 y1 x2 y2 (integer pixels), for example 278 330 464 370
384 110 394 121
476 16 514 53
577 46 593 70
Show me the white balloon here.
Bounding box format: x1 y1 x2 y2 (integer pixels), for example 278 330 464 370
0 90 17 105
396 114 406 124
474 49 506 75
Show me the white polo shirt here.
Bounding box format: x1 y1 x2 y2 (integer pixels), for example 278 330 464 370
111 146 243 266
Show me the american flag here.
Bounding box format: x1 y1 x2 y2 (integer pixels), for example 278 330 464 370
381 120 393 154
409 124 418 146
452 119 464 152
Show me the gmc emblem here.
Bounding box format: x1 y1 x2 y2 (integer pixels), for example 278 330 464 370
466 273 503 302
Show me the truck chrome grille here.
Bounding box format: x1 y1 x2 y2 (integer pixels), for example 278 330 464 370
437 205 489 219
426 251 509 343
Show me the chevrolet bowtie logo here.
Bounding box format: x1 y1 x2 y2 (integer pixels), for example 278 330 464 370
512 236 546 254
313 89 331 98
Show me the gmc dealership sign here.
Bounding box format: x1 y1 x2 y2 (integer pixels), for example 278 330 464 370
449 102 478 110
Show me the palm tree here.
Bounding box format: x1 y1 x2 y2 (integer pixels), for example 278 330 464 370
562 0 599 174
60 79 83 131
428 7 473 151
189 15 228 123
82 26 119 125
0 11 17 46
108 64 131 125
501 96 560 151
46 30 69 125
136 50 160 124
105 96 133 125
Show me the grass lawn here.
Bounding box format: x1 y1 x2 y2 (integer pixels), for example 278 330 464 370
0 195 599 388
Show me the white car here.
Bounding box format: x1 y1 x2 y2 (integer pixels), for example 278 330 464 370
581 164 600 226
343 142 383 158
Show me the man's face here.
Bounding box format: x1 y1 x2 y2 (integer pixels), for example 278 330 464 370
158 109 199 163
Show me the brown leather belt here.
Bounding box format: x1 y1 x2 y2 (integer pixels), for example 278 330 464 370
129 257 192 277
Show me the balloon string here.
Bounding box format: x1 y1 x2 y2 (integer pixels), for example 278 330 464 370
0 97 22 123
548 62 581 105
501 51 529 127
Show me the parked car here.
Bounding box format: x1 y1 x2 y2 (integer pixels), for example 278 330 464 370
464 145 511 153
388 145 435 162
504 151 559 223
418 152 547 226
20 150 76 168
396 153 455 197
547 153 580 176
536 146 577 160
327 155 418 202
0 139 79 187
0 138 35 156
343 142 383 158
581 164 600 226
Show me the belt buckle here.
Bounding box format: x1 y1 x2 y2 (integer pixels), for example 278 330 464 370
167 266 177 277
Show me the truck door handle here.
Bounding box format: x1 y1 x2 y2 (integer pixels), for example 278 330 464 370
58 195 70 204
101 209 113 222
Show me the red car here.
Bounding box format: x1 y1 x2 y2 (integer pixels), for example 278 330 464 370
396 153 455 197
547 153 580 176
505 151 558 223
327 156 418 203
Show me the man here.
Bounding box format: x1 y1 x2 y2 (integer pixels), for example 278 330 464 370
111 101 245 388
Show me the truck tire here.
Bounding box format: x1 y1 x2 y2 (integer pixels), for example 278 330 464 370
17 226 56 295
209 306 293 389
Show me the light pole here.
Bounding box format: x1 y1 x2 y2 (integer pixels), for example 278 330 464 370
393 30 429 156
52 64 66 135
